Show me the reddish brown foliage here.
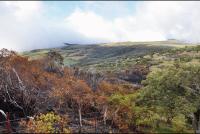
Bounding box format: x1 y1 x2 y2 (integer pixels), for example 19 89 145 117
0 49 94 117
0 49 138 133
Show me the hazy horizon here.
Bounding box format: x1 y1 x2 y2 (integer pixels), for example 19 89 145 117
1 1 200 51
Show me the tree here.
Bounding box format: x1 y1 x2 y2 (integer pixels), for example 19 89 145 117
108 93 135 132
49 78 94 132
137 63 200 132
69 80 93 131
96 81 137 132
0 49 38 116
44 50 64 74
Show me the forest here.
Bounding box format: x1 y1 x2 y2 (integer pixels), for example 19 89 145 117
1 44 200 133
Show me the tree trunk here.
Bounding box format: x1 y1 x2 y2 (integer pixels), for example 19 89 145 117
193 113 197 131
111 107 119 127
103 106 108 133
193 109 200 133
103 106 108 126
166 117 171 124
95 115 97 133
197 113 200 133
78 106 82 133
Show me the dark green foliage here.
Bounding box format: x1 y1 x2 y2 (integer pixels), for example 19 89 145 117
108 62 200 132
179 57 193 62
137 63 200 132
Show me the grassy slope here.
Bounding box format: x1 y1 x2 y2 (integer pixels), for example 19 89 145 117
22 40 199 73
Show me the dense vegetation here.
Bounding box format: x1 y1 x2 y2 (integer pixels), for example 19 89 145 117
1 41 200 133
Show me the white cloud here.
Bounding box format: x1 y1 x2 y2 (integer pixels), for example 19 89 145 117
0 1 73 51
65 9 117 42
65 1 200 43
0 1 45 51
1 1 200 51
4 1 42 21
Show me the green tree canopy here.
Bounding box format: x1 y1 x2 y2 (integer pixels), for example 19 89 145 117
137 63 200 132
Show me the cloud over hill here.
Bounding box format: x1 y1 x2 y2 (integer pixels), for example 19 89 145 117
0 1 200 51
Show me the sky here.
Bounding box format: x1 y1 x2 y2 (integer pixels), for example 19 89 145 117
0 1 200 51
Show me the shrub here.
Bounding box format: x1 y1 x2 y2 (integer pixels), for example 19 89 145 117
20 112 70 133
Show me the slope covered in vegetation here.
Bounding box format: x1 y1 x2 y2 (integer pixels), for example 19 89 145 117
1 41 200 133
23 40 191 73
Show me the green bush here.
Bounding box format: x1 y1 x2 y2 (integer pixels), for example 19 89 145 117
20 112 70 133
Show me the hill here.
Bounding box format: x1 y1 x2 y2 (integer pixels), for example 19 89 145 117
2 41 200 133
22 40 196 74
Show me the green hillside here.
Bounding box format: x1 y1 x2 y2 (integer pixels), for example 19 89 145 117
22 40 198 74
